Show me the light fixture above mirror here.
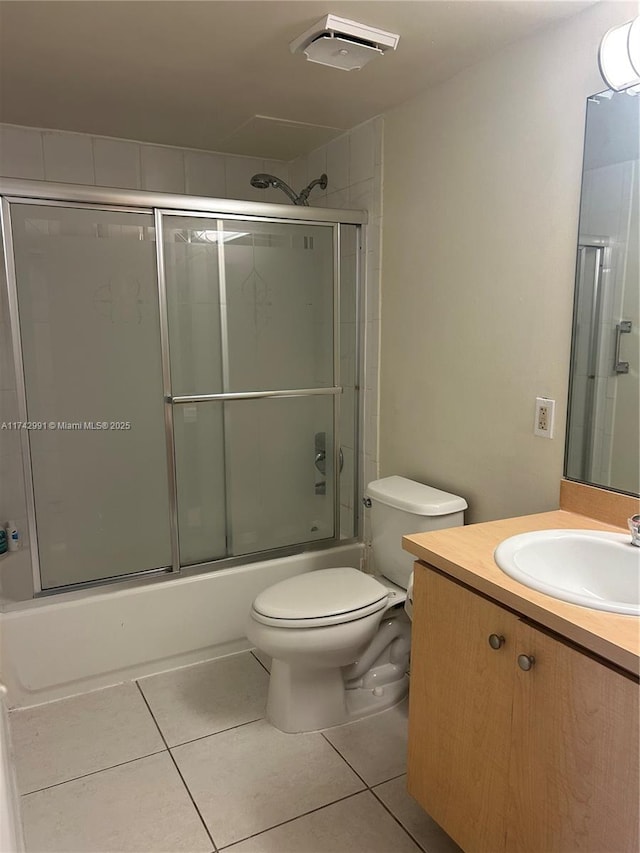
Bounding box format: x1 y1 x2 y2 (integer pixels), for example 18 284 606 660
599 16 640 92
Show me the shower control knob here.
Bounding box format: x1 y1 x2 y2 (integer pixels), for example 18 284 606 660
488 634 505 650
517 654 535 671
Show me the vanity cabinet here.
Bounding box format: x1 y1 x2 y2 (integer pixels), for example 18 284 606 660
407 564 639 853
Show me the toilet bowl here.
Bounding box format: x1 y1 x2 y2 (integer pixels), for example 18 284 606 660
247 477 467 733
247 567 409 732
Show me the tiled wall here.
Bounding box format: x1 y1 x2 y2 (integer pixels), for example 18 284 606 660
0 124 290 203
288 116 384 559
0 116 384 596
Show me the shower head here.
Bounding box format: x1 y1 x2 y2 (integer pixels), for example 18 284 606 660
250 173 300 204
250 173 274 190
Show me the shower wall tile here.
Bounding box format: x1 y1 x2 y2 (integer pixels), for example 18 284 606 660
141 145 186 193
307 144 328 182
349 120 375 185
374 116 384 167
324 188 349 210
43 131 95 184
225 155 267 203
327 134 350 192
0 126 44 180
93 137 141 189
368 216 382 273
373 162 383 218
288 116 384 559
349 178 375 216
184 150 226 197
288 157 308 197
1 122 291 205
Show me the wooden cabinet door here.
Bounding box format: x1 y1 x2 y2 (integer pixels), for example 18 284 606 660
407 565 518 853
508 621 640 853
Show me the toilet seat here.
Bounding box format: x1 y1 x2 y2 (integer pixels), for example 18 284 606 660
251 567 389 628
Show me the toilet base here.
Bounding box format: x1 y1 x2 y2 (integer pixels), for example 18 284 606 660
343 672 409 722
266 659 409 733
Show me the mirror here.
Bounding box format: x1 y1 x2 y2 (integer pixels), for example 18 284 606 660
565 90 639 496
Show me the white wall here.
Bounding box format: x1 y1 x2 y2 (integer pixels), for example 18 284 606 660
379 1 637 524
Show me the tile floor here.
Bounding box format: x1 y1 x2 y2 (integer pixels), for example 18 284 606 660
9 651 461 853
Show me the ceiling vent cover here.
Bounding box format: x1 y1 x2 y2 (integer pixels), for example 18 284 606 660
289 15 400 71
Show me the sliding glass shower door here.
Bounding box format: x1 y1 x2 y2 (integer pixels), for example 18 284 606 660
9 204 172 588
161 215 338 566
3 191 358 593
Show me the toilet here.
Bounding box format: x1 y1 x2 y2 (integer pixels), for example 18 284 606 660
246 476 467 733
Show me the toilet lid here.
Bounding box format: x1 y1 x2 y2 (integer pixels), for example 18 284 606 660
253 567 389 622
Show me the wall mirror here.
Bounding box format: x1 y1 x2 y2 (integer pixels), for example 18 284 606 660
565 89 639 496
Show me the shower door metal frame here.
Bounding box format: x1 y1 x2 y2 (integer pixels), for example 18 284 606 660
0 178 366 594
156 208 343 571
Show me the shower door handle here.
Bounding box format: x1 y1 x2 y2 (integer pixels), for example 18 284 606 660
314 449 345 475
314 432 344 475
614 320 632 374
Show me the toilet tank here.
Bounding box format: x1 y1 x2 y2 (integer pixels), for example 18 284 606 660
367 476 467 589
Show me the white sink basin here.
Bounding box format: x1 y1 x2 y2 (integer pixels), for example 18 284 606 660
494 529 640 616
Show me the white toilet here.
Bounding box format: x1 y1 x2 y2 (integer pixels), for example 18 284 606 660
247 476 467 733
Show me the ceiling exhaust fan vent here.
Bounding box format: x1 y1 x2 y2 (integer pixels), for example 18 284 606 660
289 15 400 71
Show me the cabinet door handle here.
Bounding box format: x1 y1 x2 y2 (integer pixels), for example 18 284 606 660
517 654 535 671
488 634 505 650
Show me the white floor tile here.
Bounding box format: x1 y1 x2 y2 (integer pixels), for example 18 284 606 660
138 652 269 747
374 775 462 853
225 790 421 853
323 700 408 786
10 683 165 793
172 719 364 848
21 752 212 853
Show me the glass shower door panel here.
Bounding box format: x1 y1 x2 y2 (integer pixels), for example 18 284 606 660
226 396 335 556
173 402 227 566
11 205 171 588
162 216 223 396
222 221 334 391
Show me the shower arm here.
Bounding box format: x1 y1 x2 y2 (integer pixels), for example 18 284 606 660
297 174 328 206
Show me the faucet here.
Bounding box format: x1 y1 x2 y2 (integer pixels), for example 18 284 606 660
628 515 640 546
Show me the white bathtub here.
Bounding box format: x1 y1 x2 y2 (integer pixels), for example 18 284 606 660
0 544 362 708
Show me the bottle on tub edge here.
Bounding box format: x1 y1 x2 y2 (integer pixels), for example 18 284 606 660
5 521 19 552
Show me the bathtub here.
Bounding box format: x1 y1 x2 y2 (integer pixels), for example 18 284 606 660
0 543 362 708
0 684 25 852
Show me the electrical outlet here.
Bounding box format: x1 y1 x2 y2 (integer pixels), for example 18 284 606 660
534 397 555 438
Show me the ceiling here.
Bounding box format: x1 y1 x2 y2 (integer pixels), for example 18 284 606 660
0 0 597 160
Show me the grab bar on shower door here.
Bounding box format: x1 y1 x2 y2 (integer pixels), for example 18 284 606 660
614 320 632 374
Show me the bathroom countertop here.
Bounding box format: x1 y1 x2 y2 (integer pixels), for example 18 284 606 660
403 510 640 677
